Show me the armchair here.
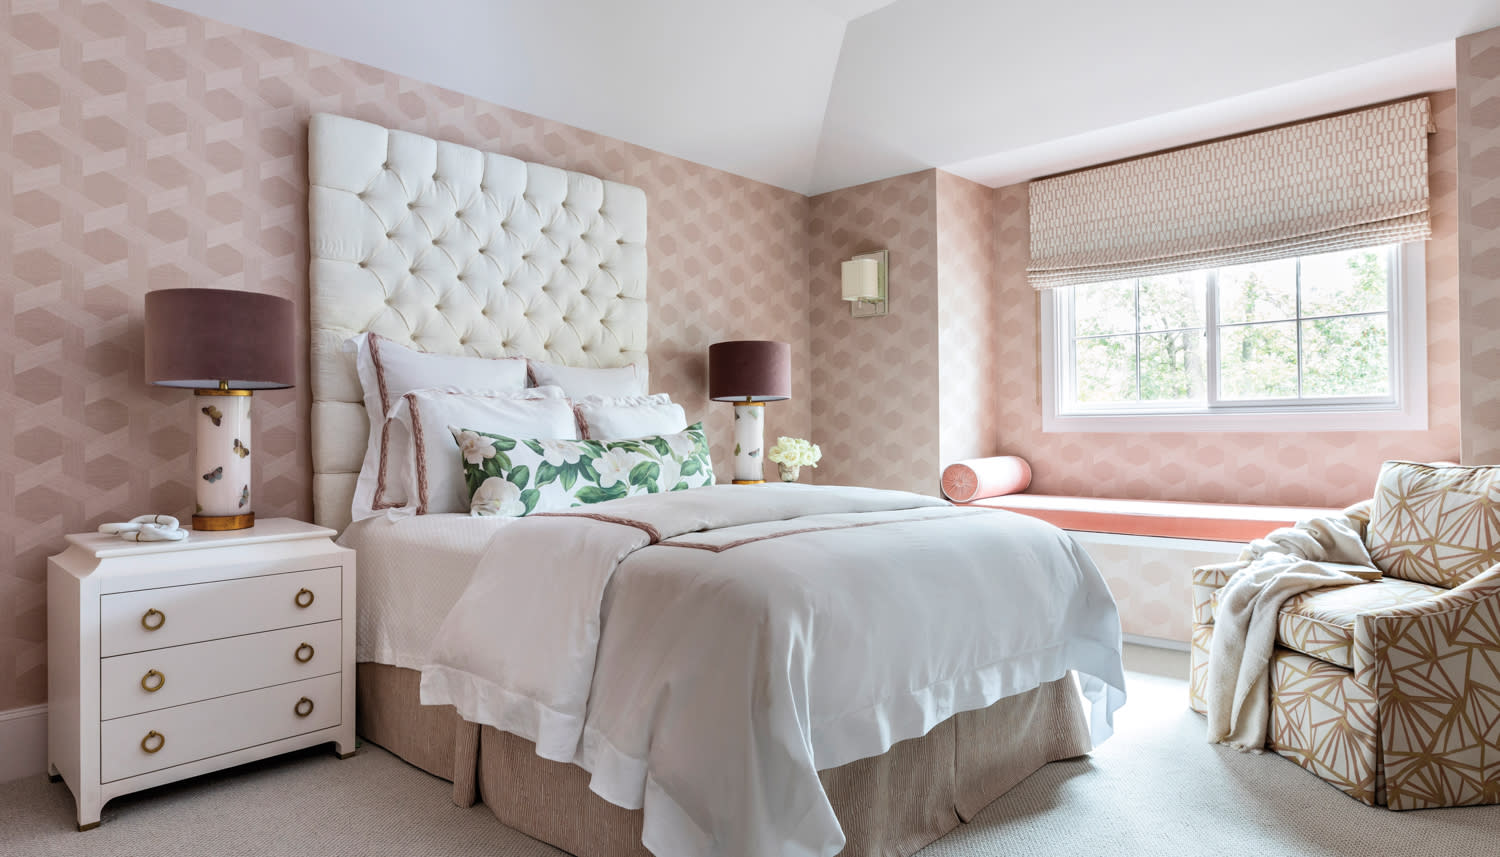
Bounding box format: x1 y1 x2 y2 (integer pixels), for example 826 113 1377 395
1188 461 1500 809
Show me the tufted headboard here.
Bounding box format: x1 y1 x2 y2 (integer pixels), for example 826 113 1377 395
307 113 648 531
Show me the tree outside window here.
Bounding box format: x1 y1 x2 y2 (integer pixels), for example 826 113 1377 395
1064 245 1395 413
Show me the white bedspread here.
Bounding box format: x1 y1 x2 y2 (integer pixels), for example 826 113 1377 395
338 513 516 668
420 484 1126 857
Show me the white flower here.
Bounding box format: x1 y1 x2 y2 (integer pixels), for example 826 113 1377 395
665 430 697 460
658 453 682 490
471 477 525 517
539 439 582 467
768 437 820 467
454 430 496 465
595 448 636 487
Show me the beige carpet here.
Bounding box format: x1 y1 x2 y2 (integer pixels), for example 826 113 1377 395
4 648 1499 856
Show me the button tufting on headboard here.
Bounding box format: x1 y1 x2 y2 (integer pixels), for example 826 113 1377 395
307 113 648 531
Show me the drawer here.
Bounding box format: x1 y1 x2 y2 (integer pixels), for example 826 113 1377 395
101 620 342 720
100 673 341 783
101 566 340 656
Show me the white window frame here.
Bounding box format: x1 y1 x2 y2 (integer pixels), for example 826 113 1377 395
1040 242 1427 433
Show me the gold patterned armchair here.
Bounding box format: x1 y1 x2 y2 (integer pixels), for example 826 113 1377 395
1188 460 1500 809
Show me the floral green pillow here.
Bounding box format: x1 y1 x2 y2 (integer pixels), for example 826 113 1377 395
450 422 716 517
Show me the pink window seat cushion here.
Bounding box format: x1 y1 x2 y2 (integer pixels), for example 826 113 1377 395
962 494 1340 543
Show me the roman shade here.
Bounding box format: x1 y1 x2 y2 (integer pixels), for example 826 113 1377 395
1027 97 1434 290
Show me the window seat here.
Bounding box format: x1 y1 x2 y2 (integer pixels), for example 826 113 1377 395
962 494 1339 544
959 494 1343 648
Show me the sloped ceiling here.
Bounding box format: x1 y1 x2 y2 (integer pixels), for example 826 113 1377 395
157 0 1500 195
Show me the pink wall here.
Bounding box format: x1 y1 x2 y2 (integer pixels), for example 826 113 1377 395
808 171 941 494
1458 30 1500 465
991 91 1462 508
936 172 1000 467
0 0 810 713
806 168 998 494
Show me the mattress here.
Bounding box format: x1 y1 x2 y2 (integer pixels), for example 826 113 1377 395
339 513 514 668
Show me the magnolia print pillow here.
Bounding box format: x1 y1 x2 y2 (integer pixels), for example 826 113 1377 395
451 422 715 517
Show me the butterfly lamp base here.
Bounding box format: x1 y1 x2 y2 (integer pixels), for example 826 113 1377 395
731 401 767 484
193 388 256 531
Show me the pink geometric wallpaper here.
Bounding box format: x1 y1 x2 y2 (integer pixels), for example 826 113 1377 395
1458 29 1500 465
808 171 941 494
991 91 1462 509
806 169 999 495
0 0 810 712
936 172 1000 468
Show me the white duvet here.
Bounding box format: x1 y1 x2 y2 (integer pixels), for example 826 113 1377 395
420 484 1125 857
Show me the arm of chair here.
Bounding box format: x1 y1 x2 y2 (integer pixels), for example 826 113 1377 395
1341 498 1373 543
1192 561 1249 625
1353 565 1500 809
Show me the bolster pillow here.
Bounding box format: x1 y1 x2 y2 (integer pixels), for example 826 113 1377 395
941 456 1032 503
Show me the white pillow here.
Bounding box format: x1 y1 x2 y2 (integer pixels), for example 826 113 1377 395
529 360 647 399
574 394 688 440
345 333 527 520
386 386 576 515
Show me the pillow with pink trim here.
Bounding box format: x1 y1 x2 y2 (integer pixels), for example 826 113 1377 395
383 386 576 516
573 393 688 440
344 333 527 522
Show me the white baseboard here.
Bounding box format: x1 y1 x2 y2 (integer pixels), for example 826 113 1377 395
0 704 48 784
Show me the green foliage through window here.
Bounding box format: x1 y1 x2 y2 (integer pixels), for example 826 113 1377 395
1067 246 1395 409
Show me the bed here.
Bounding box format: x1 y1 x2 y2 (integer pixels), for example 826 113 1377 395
308 113 1125 857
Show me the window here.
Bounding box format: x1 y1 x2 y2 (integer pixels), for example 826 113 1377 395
1041 243 1427 432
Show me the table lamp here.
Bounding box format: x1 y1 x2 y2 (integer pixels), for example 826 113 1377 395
145 288 295 530
708 340 791 484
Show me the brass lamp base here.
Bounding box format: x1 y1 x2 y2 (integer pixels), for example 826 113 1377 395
732 479 766 485
193 512 255 531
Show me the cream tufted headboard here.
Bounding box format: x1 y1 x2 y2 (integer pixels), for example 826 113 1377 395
307 113 648 531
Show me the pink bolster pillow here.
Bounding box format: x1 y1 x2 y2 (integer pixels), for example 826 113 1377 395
941 456 1032 502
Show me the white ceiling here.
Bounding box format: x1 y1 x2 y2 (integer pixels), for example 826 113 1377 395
158 0 1500 195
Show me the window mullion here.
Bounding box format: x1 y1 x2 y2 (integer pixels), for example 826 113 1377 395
1387 244 1401 405
1295 256 1304 399
1134 282 1143 401
1205 271 1220 407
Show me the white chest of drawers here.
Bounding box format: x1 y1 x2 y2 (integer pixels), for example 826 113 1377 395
47 518 356 830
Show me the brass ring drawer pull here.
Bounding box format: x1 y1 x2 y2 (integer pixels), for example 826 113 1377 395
141 608 165 631
294 588 315 609
141 669 165 693
294 697 315 718
295 643 315 664
141 731 165 754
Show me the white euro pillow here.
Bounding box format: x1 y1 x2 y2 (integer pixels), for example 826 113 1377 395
345 333 527 521
529 360 647 399
573 394 688 440
386 386 576 516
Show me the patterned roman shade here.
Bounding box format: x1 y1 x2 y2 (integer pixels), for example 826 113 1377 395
1027 97 1434 290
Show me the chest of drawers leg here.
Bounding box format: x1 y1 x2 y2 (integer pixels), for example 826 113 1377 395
47 519 356 830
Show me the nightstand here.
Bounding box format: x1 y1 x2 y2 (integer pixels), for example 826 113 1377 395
47 518 356 830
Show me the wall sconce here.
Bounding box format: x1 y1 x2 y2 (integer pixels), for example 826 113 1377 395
841 250 888 318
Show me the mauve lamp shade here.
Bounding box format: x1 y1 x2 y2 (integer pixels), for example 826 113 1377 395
709 340 791 402
145 288 295 389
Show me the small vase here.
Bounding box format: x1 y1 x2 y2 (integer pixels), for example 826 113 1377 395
778 463 801 482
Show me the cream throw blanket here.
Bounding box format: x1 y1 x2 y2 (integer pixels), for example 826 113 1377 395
1206 503 1379 751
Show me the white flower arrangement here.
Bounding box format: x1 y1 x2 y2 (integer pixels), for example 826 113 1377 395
767 437 822 468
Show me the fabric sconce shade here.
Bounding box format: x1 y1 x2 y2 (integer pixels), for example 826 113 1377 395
144 288 295 532
839 250 888 317
842 259 881 301
709 340 791 485
145 288 296 389
708 340 791 403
